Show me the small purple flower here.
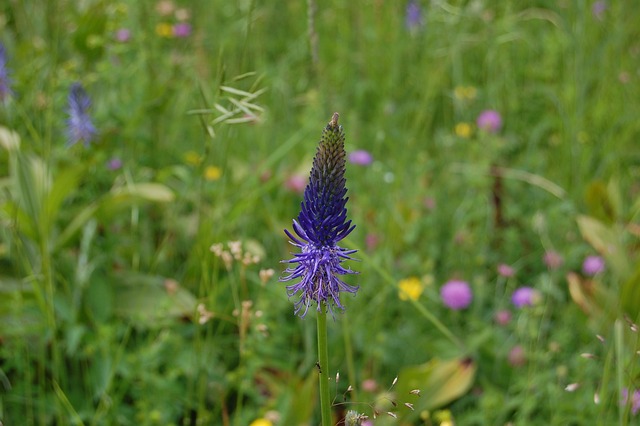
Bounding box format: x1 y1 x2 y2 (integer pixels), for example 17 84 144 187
543 250 563 270
440 280 472 310
405 0 423 31
511 286 539 308
173 22 192 38
621 388 640 416
476 109 502 133
115 28 131 43
348 149 373 166
0 43 13 102
497 263 515 278
67 83 97 147
280 114 358 318
592 1 607 20
107 157 123 170
582 255 605 276
494 310 512 326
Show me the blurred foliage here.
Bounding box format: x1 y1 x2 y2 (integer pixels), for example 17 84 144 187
0 0 639 425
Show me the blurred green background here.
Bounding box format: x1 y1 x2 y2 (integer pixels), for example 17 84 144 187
0 0 639 425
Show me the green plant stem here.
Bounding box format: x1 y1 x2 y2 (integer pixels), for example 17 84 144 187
317 307 332 426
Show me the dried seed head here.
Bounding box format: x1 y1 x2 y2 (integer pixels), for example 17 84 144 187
580 353 598 359
220 251 233 270
259 268 275 285
565 383 580 392
410 389 421 396
210 243 224 256
228 240 242 258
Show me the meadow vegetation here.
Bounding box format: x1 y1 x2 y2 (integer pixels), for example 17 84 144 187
0 1 639 425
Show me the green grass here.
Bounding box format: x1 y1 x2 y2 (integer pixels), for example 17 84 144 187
1 1 639 425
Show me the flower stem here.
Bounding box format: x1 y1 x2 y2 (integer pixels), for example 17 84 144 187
317 306 332 426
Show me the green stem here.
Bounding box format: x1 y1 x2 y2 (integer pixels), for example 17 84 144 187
317 307 332 426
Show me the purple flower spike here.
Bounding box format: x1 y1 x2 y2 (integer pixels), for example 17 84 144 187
477 109 502 133
582 255 605 276
0 43 13 102
440 280 472 310
405 0 423 31
348 149 373 166
592 1 607 20
280 113 358 318
67 83 97 147
511 286 539 308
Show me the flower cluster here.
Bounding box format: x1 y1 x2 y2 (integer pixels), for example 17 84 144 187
280 113 358 317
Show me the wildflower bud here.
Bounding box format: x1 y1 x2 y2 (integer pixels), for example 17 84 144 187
67 83 97 146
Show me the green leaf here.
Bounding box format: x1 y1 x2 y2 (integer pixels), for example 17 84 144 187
112 273 196 328
98 183 175 218
55 183 174 249
620 263 640 319
47 164 86 224
394 357 476 421
585 180 616 224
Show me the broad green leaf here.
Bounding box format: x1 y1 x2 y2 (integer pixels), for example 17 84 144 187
99 183 175 218
47 164 86 224
112 273 196 327
55 183 175 249
620 263 640 318
394 357 476 421
585 180 616 224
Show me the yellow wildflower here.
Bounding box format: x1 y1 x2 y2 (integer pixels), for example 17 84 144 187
455 122 472 138
398 277 424 301
184 151 201 166
435 409 454 426
205 166 222 181
155 22 174 38
249 419 273 426
453 85 477 101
